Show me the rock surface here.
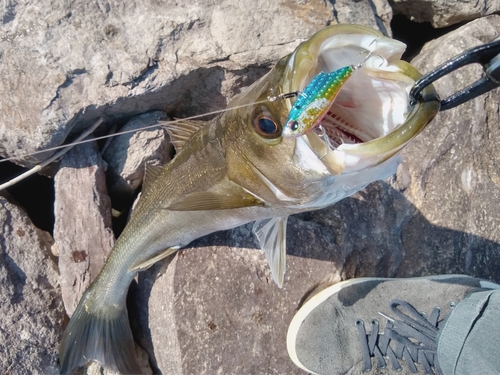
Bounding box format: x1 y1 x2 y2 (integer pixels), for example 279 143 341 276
131 219 345 374
391 0 500 28
53 140 115 316
0 0 391 167
0 196 64 375
399 15 500 280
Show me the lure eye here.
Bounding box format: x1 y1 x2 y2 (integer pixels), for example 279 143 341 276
252 106 282 139
289 120 299 132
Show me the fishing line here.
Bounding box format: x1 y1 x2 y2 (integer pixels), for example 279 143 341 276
0 98 279 164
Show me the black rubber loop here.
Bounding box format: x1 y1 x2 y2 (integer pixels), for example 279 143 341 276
410 38 500 111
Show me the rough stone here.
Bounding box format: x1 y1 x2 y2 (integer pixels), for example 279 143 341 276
102 111 172 199
391 0 500 28
333 0 393 36
0 196 64 375
0 0 390 167
53 140 115 316
130 218 345 374
398 15 500 280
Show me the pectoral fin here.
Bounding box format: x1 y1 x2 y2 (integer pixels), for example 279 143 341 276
253 216 288 288
166 192 264 211
129 246 180 272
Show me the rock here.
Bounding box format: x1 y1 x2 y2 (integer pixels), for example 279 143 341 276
130 218 345 374
0 0 391 167
0 196 64 375
332 0 393 36
79 344 152 375
391 0 500 28
54 140 154 374
53 140 115 316
398 15 500 280
102 111 172 199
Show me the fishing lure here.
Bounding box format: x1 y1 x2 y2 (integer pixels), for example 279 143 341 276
281 64 358 138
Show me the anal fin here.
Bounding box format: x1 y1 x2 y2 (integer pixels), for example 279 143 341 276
253 216 288 288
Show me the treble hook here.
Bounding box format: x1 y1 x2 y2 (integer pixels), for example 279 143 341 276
314 125 331 160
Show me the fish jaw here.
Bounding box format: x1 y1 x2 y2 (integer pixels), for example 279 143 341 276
281 24 440 179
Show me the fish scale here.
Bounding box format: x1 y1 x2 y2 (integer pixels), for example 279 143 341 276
283 65 354 138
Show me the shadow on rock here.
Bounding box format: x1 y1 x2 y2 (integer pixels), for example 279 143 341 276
128 179 500 374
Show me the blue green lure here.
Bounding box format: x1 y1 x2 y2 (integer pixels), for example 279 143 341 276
282 65 355 138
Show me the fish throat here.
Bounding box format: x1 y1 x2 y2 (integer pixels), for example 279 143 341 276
319 107 376 148
285 29 416 163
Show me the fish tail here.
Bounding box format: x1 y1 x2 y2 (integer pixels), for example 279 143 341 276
59 288 141 374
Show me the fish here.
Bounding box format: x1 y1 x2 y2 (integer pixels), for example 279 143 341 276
59 24 440 374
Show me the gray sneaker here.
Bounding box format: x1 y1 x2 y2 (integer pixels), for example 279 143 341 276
287 275 500 375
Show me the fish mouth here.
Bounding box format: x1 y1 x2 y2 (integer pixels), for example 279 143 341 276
282 25 440 174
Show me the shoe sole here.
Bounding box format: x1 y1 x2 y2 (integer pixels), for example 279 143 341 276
286 274 499 374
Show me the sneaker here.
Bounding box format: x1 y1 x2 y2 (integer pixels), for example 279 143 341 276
287 275 500 375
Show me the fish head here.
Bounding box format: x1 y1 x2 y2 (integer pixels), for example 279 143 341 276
222 24 440 209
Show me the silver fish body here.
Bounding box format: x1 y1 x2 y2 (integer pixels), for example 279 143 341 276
59 24 439 374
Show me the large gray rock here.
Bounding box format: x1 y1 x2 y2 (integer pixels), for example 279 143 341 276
0 0 391 167
391 0 500 28
0 196 64 375
131 219 345 374
53 140 115 316
398 15 500 280
53 141 154 374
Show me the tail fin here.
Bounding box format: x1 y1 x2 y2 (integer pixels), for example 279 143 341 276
59 292 141 374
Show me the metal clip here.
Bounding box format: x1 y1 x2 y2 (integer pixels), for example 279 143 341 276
267 91 299 102
410 37 500 111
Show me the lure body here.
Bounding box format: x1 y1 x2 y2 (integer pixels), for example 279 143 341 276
282 65 354 138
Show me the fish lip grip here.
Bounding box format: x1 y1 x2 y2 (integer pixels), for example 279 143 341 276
410 37 500 111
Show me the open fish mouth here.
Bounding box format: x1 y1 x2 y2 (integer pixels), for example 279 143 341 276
282 25 440 174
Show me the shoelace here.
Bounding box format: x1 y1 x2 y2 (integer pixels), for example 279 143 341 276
356 299 443 374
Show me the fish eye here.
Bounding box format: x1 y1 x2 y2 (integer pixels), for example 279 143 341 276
258 117 278 134
252 106 282 139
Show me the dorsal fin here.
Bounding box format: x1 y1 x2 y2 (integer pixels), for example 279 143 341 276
129 163 163 221
143 163 163 195
161 119 206 153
